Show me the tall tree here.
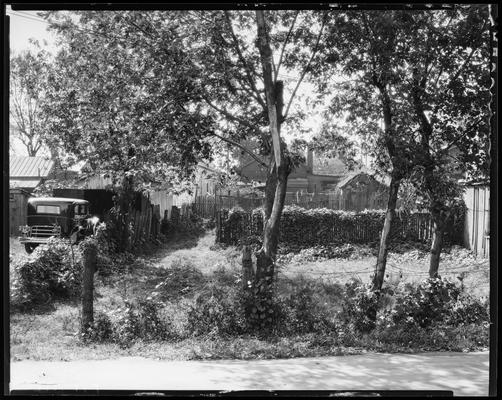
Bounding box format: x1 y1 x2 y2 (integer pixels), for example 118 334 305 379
320 10 419 291
404 5 490 276
10 45 52 156
319 7 490 284
181 10 330 302
42 11 216 251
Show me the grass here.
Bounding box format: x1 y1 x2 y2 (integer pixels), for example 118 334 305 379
9 231 490 362
276 243 489 299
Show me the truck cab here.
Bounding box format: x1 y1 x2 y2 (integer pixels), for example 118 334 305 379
19 197 94 253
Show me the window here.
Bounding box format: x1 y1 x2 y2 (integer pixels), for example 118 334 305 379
36 205 61 214
74 205 88 215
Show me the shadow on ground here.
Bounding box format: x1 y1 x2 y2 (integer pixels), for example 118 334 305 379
10 352 489 396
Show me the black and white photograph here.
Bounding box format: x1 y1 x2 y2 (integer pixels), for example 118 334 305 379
4 2 497 397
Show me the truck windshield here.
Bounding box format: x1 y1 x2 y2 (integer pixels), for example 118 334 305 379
36 205 61 214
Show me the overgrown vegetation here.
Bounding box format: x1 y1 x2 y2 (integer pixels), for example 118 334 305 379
10 238 82 311
10 226 489 361
78 262 488 354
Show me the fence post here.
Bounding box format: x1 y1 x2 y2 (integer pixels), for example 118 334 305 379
242 245 253 290
80 238 97 336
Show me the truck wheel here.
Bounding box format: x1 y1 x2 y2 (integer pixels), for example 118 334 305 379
24 244 38 254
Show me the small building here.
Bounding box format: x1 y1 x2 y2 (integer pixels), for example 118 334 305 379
9 156 55 192
8 187 30 236
9 156 56 235
330 171 389 211
236 147 348 193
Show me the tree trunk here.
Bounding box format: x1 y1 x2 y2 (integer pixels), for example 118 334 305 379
429 221 444 278
242 245 254 290
81 239 97 336
254 10 289 297
429 207 450 278
117 176 134 252
372 174 400 291
256 163 289 288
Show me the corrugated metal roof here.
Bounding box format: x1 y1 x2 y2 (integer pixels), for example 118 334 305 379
10 156 54 178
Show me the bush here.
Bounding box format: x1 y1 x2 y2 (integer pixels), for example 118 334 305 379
282 278 338 335
110 298 175 347
342 279 379 333
11 238 81 309
163 213 205 240
151 261 206 301
82 311 114 342
391 277 462 328
447 293 490 325
186 282 246 336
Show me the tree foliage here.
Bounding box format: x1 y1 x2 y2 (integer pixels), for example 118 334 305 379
10 43 52 156
41 11 216 191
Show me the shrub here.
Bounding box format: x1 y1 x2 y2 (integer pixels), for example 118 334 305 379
342 279 379 333
391 277 461 328
83 311 113 342
163 213 205 239
282 278 338 335
186 282 246 336
110 298 174 347
151 261 206 301
447 293 489 325
11 238 81 309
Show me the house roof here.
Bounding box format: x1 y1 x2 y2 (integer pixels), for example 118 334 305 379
336 171 363 189
9 179 42 189
336 170 390 189
10 156 54 178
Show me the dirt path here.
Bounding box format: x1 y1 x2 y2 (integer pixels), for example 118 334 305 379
10 351 489 395
154 230 241 275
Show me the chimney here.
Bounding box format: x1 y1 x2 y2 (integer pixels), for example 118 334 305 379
305 147 313 174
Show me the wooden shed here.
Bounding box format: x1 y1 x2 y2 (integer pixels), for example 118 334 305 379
9 188 30 236
331 172 388 211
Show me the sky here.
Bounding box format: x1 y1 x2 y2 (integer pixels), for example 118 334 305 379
7 6 57 157
7 7 57 53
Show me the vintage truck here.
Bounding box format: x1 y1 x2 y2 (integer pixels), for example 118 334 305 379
18 197 98 253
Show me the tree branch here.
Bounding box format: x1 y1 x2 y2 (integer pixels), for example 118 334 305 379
210 131 268 168
274 10 299 82
442 115 485 152
224 11 266 110
201 93 263 135
283 13 326 121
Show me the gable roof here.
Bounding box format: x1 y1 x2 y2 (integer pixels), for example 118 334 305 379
336 170 390 189
336 171 362 189
10 156 54 178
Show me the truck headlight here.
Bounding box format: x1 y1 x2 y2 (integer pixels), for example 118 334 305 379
19 225 30 234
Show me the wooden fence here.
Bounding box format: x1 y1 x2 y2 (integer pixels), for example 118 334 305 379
193 192 389 219
215 209 454 247
463 185 490 258
9 188 30 236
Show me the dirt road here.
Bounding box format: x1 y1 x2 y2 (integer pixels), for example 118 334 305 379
10 351 489 396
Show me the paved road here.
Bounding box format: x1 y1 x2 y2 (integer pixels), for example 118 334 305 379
9 351 489 396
